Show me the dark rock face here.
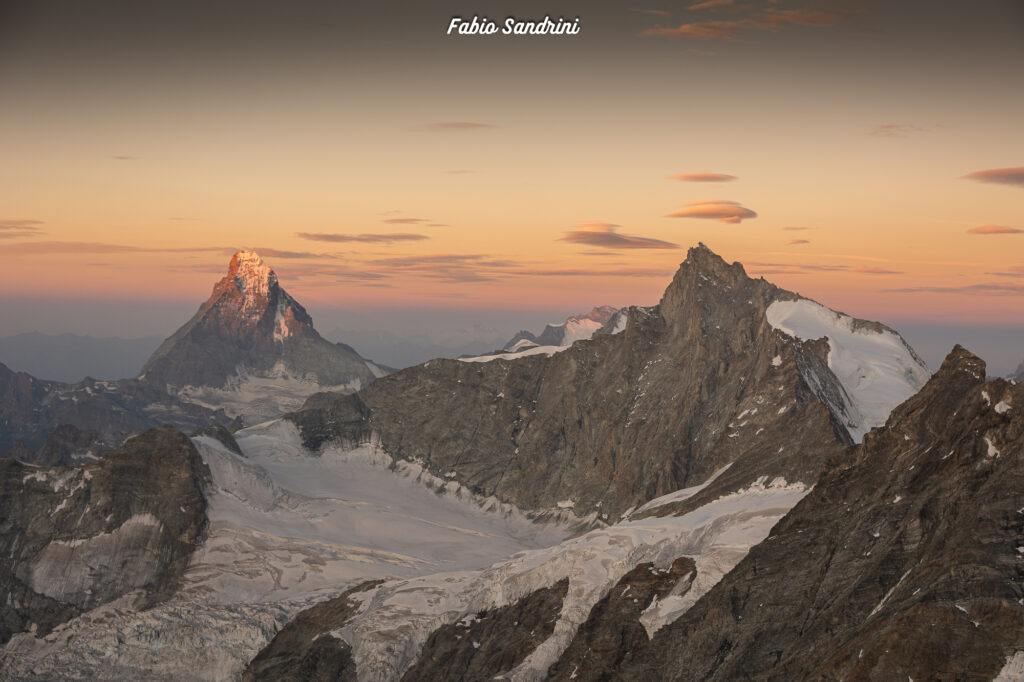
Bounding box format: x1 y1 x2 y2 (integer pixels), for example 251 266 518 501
192 422 244 456
399 578 569 682
243 580 382 682
598 346 1024 681
140 251 376 392
0 426 210 645
7 424 109 467
288 245 859 520
548 558 695 681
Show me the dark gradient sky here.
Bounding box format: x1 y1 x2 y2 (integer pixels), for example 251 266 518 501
1 0 1022 369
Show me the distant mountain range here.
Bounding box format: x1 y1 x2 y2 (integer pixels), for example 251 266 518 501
2 245 1023 681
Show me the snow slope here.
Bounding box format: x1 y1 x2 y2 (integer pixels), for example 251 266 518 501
0 421 574 679
459 344 571 363
766 299 929 442
333 477 807 681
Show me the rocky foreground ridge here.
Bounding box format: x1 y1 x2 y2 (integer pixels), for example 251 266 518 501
0 426 210 647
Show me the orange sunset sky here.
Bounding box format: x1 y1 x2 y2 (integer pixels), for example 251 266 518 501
1 1 1022 347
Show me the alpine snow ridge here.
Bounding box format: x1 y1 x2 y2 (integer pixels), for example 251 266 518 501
139 250 387 422
503 305 619 353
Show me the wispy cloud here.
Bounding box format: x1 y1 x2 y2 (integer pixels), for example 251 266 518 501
782 226 812 231
789 239 810 245
296 232 430 244
986 266 1024 278
641 20 741 38
559 222 679 249
869 123 930 137
671 172 737 182
111 155 139 161
0 219 45 239
0 241 228 255
689 0 733 9
665 199 757 224
884 283 1024 296
516 267 674 277
961 167 1024 188
415 121 496 132
382 217 433 225
854 266 904 275
443 169 477 174
630 7 671 16
967 224 1023 235
640 6 853 39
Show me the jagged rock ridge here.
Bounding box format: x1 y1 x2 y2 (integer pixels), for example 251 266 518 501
585 346 1024 680
289 244 926 521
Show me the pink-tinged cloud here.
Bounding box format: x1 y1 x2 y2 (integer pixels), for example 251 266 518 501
967 224 1023 235
961 167 1024 188
641 7 851 39
752 9 850 29
665 199 757 224
854 266 904 275
416 121 496 132
884 283 1024 296
789 239 810 245
689 0 733 9
641 20 741 38
782 226 812 231
559 223 679 249
630 7 671 17
382 217 433 225
297 232 430 243
0 219 45 239
671 172 737 182
869 124 929 137
986 266 1024 278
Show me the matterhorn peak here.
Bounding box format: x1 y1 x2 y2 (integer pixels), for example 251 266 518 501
227 250 278 301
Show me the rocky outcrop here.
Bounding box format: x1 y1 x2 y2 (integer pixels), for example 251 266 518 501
243 580 382 682
548 559 695 681
400 578 568 681
0 426 210 645
1013 360 1024 382
589 346 1024 680
288 245 922 521
139 251 380 421
4 424 109 467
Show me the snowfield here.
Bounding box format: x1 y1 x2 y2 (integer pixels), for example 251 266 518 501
766 298 929 442
0 422 808 681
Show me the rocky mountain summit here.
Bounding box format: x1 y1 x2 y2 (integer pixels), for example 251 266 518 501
503 305 619 352
289 244 927 521
139 250 386 421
